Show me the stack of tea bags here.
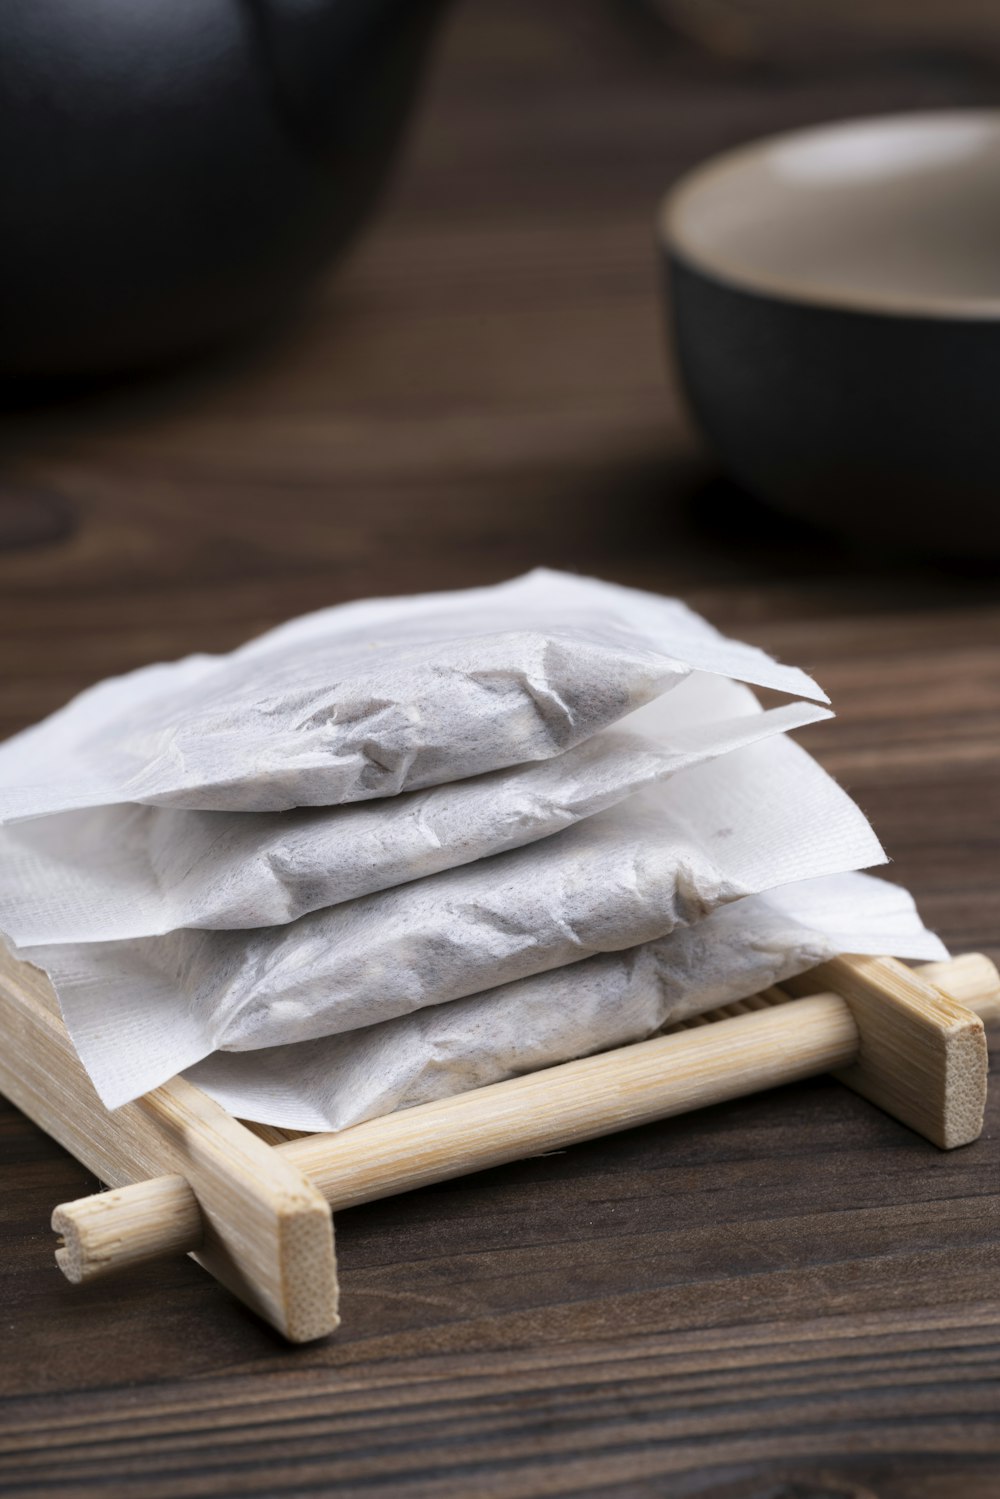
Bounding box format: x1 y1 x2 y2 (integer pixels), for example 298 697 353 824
0 570 946 1129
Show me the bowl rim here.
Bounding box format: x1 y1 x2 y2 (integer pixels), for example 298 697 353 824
659 108 1000 321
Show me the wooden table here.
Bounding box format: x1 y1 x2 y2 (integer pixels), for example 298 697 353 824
2 3 999 1493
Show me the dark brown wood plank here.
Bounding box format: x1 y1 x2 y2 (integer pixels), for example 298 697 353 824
1 0 999 1492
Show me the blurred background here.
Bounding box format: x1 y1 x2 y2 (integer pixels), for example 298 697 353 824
3 0 1000 746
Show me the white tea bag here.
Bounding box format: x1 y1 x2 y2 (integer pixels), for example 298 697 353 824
0 675 830 945
26 729 885 1107
187 872 948 1132
0 570 825 820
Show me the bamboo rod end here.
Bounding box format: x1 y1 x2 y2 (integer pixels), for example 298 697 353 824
921 953 1000 1027
52 1212 88 1285
51 1176 203 1285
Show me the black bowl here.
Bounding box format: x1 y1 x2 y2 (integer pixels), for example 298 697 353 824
661 111 1000 557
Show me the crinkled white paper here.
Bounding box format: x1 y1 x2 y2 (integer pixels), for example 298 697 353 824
0 675 830 945
0 570 825 820
187 872 948 1131
26 725 885 1108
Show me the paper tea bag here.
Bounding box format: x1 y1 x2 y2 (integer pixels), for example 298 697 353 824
0 675 830 945
27 729 885 1107
0 570 825 820
187 872 948 1132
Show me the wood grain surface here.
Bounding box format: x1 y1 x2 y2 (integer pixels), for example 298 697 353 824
2 2 999 1493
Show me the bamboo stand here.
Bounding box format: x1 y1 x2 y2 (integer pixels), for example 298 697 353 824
0 944 996 1343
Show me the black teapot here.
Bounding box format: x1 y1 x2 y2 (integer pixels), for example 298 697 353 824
0 0 447 377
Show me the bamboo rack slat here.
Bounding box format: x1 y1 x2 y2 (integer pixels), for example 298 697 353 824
0 948 338 1342
784 953 990 1148
53 991 859 1288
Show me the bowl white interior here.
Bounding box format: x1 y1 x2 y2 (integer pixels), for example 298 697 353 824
663 111 1000 316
